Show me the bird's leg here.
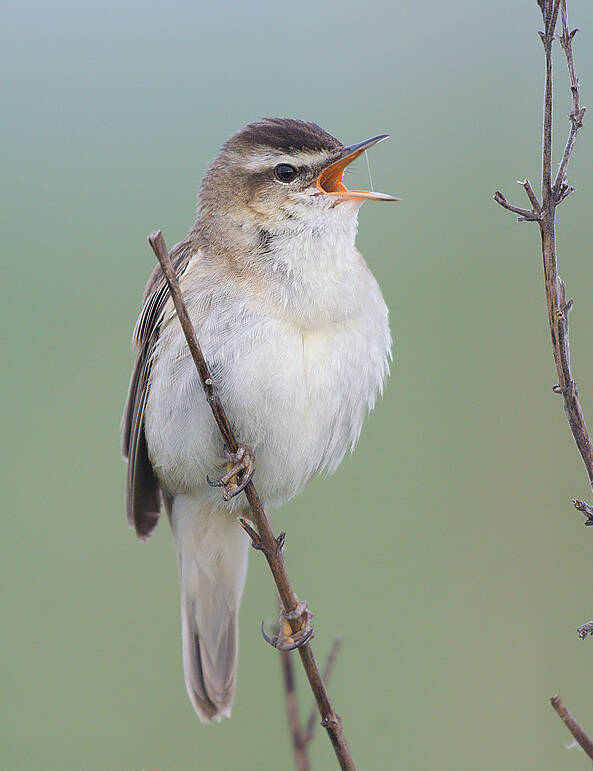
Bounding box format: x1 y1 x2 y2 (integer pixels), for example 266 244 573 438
261 602 314 651
207 444 255 501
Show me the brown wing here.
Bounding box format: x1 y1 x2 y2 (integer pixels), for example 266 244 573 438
121 236 196 539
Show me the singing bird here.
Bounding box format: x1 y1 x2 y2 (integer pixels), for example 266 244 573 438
122 118 396 722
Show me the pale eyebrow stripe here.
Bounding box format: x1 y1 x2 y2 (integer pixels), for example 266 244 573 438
242 149 336 171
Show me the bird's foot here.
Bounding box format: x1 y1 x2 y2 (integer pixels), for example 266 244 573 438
261 602 314 651
207 444 255 501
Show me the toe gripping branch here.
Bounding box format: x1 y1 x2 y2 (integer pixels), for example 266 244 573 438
238 517 285 555
237 517 314 651
261 602 315 651
207 444 255 501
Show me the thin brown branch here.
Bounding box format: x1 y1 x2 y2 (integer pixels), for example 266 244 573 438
538 0 593 489
304 636 343 745
493 1 593 491
539 0 562 202
148 230 355 771
280 649 310 771
279 632 344 769
550 695 593 759
573 499 593 527
492 191 540 222
553 0 586 197
518 178 541 212
497 5 593 759
577 620 593 639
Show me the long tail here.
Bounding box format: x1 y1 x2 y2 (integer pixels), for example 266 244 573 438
171 495 249 722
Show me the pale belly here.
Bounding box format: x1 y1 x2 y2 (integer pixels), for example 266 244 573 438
144 296 390 513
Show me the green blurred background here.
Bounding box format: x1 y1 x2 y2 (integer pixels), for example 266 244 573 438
3 1 593 768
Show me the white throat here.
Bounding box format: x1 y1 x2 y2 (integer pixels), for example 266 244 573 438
251 200 366 328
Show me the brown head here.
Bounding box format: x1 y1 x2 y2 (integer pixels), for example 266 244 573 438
194 118 398 260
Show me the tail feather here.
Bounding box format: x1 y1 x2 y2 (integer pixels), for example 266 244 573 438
181 602 219 722
173 496 249 723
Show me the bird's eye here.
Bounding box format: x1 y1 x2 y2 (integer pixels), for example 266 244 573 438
274 164 297 183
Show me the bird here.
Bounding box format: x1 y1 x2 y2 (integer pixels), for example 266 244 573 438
121 117 396 723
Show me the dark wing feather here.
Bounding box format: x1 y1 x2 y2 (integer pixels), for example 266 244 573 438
121 236 196 539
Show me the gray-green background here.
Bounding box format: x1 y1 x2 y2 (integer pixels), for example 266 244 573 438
3 1 593 768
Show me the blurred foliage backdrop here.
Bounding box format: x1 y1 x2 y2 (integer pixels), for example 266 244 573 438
3 0 593 768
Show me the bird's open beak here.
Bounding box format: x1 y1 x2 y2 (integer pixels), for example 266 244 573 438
316 135 400 202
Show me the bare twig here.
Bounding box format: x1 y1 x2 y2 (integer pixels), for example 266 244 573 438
495 0 593 726
492 191 540 222
494 0 593 492
147 230 355 771
550 695 593 759
553 2 586 198
280 634 343 770
280 649 310 771
539 0 562 201
576 621 593 640
573 499 593 527
304 636 343 745
519 178 542 213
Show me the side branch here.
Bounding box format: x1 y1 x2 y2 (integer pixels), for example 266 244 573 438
573 499 593 527
147 230 356 771
550 695 593 759
304 636 343 744
493 189 541 222
553 0 586 200
280 650 309 771
280 634 343 771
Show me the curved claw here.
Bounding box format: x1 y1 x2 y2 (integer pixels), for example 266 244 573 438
260 620 314 651
222 466 255 501
261 620 279 648
207 444 255 500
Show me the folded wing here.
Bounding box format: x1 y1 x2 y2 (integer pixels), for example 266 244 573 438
121 237 196 539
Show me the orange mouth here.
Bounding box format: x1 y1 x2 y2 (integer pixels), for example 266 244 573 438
316 135 400 202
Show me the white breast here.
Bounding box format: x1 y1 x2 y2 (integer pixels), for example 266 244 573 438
144 235 391 513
